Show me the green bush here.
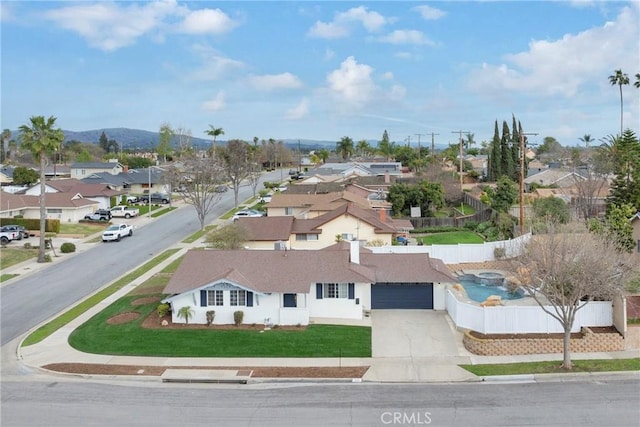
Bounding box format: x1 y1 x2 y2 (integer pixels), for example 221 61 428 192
494 247 506 259
43 254 52 263
60 242 76 253
463 221 479 231
156 303 171 318
233 310 244 326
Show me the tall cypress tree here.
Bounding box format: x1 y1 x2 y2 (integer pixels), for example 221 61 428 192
501 121 514 179
489 120 501 180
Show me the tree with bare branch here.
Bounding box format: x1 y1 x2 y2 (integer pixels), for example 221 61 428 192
511 227 638 370
216 139 252 207
167 154 225 230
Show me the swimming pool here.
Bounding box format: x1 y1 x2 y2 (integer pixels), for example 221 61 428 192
457 272 524 303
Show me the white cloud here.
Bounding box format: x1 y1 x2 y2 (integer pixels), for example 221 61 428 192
43 0 182 51
394 51 422 60
377 30 435 46
285 99 310 120
388 84 407 102
190 45 245 81
326 56 376 108
413 5 446 20
202 91 225 111
308 6 387 39
324 48 335 60
381 72 394 80
43 1 239 51
467 5 640 98
247 73 303 91
178 8 238 34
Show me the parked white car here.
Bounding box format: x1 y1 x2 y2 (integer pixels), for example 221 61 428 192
232 209 265 221
102 224 133 242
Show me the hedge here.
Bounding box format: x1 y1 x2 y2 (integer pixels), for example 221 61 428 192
0 218 60 233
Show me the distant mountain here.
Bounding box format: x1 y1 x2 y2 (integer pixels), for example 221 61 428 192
7 128 447 151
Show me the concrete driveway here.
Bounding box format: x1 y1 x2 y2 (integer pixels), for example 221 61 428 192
365 310 477 382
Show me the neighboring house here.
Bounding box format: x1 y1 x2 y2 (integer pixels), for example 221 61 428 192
162 242 456 326
70 160 124 179
0 165 16 184
632 212 640 259
524 168 586 190
308 162 403 178
266 191 371 218
526 160 549 177
23 178 123 210
0 190 98 222
80 166 170 195
240 203 410 249
466 155 488 178
44 164 71 179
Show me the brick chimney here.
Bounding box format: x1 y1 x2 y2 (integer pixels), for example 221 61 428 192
379 208 387 223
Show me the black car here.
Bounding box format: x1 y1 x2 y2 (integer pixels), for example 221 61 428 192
0 224 29 239
139 193 171 204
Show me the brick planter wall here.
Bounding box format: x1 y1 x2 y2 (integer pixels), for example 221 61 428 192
463 327 624 356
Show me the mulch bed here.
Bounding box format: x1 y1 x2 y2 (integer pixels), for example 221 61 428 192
107 312 141 325
141 313 307 331
42 363 369 378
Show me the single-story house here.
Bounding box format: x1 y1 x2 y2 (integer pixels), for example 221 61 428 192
239 203 411 249
0 190 98 222
266 191 371 218
524 168 586 190
162 241 456 326
22 178 124 210
81 166 170 196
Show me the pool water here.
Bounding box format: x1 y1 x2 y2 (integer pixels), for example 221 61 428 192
458 278 524 302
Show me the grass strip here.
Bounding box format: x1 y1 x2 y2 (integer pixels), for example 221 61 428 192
182 225 216 243
460 358 640 376
21 248 180 347
0 273 19 283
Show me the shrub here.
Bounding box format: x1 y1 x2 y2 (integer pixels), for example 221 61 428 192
23 242 32 249
206 310 216 326
43 254 52 263
233 310 244 326
494 247 506 259
60 242 76 253
156 303 171 318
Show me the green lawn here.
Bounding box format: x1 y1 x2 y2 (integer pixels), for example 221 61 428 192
182 225 216 243
22 248 181 347
0 247 39 270
59 223 110 236
0 273 19 283
461 358 640 376
419 231 484 245
69 294 371 357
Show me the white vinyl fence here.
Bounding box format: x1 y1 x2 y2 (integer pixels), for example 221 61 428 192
446 290 613 334
368 233 530 264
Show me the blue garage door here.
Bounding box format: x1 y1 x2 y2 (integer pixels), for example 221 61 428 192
371 283 433 309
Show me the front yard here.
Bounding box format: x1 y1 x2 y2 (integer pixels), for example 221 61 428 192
69 293 371 357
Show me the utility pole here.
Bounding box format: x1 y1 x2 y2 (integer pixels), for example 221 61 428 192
519 131 538 235
405 135 411 147
451 130 470 191
415 133 426 157
427 132 440 164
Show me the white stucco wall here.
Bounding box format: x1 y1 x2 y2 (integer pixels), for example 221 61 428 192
308 282 369 320
433 283 447 310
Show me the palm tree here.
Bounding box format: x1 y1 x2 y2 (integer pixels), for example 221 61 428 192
578 134 593 149
635 73 640 88
205 125 224 151
336 136 354 161
356 139 371 157
608 69 629 135
18 116 64 263
177 306 195 324
1 129 11 162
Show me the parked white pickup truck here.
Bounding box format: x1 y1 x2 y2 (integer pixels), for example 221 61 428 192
102 223 133 242
110 205 139 219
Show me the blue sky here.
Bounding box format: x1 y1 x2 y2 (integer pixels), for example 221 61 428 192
1 1 639 147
